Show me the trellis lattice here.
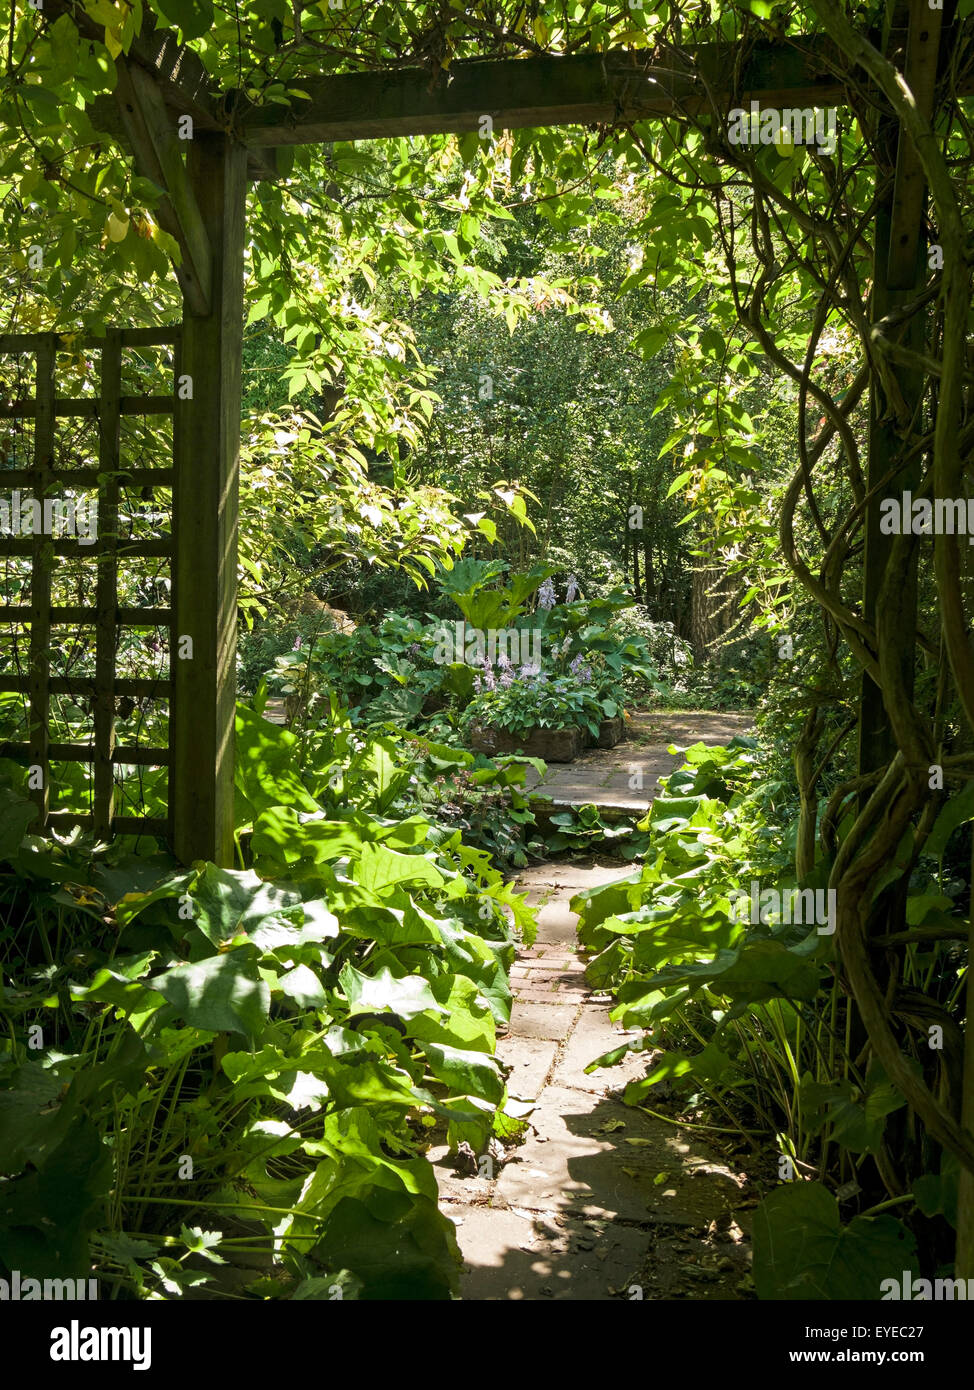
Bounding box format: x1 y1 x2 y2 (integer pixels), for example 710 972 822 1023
0 327 181 841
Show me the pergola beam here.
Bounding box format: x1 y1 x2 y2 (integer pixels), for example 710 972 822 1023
86 27 968 161
81 19 972 167
113 58 213 315
235 38 853 147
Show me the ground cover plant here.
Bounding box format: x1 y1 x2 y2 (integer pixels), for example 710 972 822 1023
0 708 536 1300
573 740 966 1298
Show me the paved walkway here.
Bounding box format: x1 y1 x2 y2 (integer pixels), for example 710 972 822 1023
525 710 754 816
433 712 758 1300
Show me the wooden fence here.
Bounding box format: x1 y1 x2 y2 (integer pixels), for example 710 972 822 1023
0 328 180 841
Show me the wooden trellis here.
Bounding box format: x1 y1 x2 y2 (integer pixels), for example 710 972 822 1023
21 0 965 871
0 327 179 840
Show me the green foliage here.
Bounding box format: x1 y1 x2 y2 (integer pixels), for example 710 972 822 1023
443 571 660 739
464 668 605 741
571 740 969 1296
753 1184 918 1301
2 0 973 1304
0 708 536 1299
545 803 641 855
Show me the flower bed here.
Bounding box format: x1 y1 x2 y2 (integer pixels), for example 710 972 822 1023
594 715 625 748
468 721 586 763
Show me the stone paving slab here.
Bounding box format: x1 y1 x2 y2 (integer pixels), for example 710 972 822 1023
524 711 753 814
531 901 582 945
512 952 583 970
452 1203 650 1301
509 1000 577 1040
549 1006 647 1095
513 968 586 990
497 1035 558 1100
494 1085 684 1220
514 984 588 1005
516 861 632 892
493 1086 745 1225
441 717 755 1300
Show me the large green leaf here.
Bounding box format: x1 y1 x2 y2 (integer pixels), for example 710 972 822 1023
234 704 320 822
148 951 271 1037
0 1062 68 1173
407 974 495 1053
248 896 339 953
419 1041 505 1103
0 787 39 862
308 1192 459 1299
643 939 821 1006
354 736 410 814
190 864 304 946
800 1063 905 1154
913 1152 960 1229
111 871 194 929
283 1110 460 1298
251 807 431 873
277 963 327 1010
921 780 974 862
753 1182 918 1299
154 0 215 44
353 843 446 896
0 1112 113 1277
339 963 445 1021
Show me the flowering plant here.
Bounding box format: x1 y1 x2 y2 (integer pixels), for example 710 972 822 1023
534 581 659 710
462 661 604 739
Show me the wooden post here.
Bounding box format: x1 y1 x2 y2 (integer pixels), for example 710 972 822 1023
171 133 246 866
93 329 122 838
28 335 55 829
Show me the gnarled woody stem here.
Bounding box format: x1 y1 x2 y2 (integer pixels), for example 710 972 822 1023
830 759 974 1173
812 0 974 1271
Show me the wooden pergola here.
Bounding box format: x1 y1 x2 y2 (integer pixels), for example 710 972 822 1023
30 1 959 865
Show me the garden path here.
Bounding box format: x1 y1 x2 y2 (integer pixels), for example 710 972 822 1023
433 710 758 1300
524 710 754 818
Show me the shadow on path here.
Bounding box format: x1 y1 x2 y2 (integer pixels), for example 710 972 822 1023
431 702 760 1300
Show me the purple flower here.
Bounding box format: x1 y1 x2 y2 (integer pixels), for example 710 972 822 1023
480 658 496 691
537 578 556 611
293 636 303 651
499 668 515 687
565 574 579 603
569 654 592 683
473 676 482 693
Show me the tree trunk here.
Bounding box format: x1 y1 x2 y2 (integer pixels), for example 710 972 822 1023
643 536 654 612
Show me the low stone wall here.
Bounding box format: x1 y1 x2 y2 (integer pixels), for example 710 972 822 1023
468 723 586 763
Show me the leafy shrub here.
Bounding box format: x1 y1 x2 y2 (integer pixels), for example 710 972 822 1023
570 737 965 1297
0 708 537 1301
461 666 606 740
